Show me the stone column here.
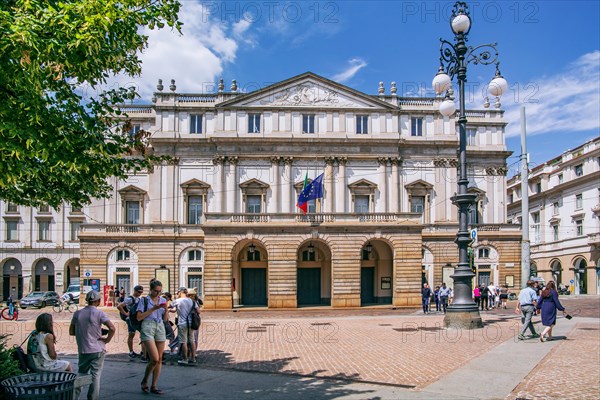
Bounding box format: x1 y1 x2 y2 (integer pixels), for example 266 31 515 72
211 156 224 212
391 158 400 213
283 157 294 212
226 157 238 213
324 158 335 213
377 157 388 212
270 157 281 213
336 157 347 212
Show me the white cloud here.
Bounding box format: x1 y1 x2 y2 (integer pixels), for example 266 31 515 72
105 2 246 100
331 58 367 83
503 50 600 138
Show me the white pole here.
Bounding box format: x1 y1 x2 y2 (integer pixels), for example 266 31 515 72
520 107 530 289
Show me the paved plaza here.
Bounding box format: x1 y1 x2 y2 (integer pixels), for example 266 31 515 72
1 297 599 399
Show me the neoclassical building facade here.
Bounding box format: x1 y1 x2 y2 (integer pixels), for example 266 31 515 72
507 137 600 295
1 72 521 307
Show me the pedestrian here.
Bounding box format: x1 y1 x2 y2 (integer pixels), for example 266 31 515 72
515 280 540 340
137 279 168 395
480 284 489 310
28 313 73 372
118 287 125 304
499 285 509 309
70 290 115 400
186 288 202 363
7 292 14 317
434 286 441 312
169 287 195 364
117 285 145 358
421 283 432 314
537 281 567 342
473 285 481 308
438 282 451 313
488 284 496 309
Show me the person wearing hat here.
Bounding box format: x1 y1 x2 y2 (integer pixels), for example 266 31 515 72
69 290 115 400
169 287 196 365
186 287 202 363
117 285 145 358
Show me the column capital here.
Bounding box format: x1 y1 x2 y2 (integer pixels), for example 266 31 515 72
338 156 348 166
390 157 403 166
166 156 180 166
324 157 335 166
212 156 224 165
226 156 239 165
283 157 294 165
377 157 389 166
270 156 282 165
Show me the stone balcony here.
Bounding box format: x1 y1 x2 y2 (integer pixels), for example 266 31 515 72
588 232 600 246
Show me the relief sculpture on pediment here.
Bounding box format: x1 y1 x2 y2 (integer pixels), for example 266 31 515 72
262 84 356 107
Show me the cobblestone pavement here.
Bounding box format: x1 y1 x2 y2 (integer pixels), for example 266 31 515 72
508 320 600 400
2 296 598 392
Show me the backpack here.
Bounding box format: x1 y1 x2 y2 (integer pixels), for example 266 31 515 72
119 295 135 322
12 331 35 373
188 301 201 330
128 297 148 331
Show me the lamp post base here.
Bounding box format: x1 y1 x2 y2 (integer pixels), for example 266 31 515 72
443 309 483 329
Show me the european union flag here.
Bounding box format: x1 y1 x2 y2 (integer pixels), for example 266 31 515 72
296 173 324 214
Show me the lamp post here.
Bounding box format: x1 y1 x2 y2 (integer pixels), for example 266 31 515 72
432 1 507 329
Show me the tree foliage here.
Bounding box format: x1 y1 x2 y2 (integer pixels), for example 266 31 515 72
0 0 181 208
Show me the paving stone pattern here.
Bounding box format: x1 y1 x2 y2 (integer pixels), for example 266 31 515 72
508 322 600 400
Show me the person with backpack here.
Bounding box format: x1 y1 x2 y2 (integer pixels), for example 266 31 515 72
117 285 144 358
28 313 72 372
187 288 202 363
137 279 168 395
169 287 197 365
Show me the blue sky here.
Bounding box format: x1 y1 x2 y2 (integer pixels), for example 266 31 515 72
120 0 600 171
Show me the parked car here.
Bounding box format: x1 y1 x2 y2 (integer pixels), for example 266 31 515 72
19 291 61 309
65 283 81 302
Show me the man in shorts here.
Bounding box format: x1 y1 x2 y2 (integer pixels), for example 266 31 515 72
117 285 144 358
169 287 194 365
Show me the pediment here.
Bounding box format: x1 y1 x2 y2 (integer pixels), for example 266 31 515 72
239 178 270 189
218 72 397 110
348 179 378 189
404 179 433 190
181 179 211 190
118 185 146 195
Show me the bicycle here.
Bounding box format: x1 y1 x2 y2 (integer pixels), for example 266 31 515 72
1 303 19 321
52 300 79 313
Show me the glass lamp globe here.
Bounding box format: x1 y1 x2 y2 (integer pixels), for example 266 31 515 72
488 76 508 97
432 72 451 95
439 99 456 117
451 14 471 33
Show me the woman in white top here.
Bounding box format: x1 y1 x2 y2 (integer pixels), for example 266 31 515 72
29 313 72 372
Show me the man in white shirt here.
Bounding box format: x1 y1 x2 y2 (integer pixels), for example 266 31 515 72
169 287 195 365
515 280 539 340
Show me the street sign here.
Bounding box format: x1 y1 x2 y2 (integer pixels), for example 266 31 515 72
470 228 478 243
84 269 92 278
570 279 574 284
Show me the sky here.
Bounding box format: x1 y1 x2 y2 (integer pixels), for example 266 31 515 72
114 0 600 173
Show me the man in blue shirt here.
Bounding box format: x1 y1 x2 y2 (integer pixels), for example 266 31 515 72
515 280 539 340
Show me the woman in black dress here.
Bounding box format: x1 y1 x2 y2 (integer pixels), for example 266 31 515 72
536 281 566 342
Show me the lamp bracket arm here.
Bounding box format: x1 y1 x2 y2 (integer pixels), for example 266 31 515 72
465 43 500 67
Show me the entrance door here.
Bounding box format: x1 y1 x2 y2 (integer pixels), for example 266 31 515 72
116 275 131 296
241 268 267 306
361 267 375 305
187 275 203 296
298 268 321 306
2 276 20 301
478 271 491 286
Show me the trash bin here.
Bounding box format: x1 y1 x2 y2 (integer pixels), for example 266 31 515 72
1 372 77 400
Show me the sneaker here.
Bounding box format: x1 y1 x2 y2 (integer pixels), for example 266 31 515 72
530 333 540 338
517 334 526 340
177 360 188 365
129 351 139 358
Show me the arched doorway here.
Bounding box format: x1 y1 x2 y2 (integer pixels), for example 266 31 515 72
360 240 393 306
34 259 55 292
65 259 80 288
529 262 538 278
297 241 332 306
233 241 268 307
574 258 587 295
551 260 562 286
2 259 23 301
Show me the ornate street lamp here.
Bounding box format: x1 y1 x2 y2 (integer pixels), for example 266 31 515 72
307 242 315 254
432 1 507 329
248 243 256 254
